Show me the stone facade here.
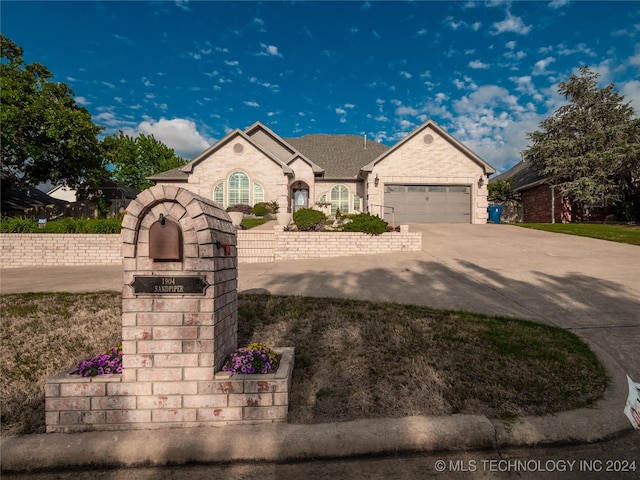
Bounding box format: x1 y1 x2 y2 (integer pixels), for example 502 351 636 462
364 123 491 224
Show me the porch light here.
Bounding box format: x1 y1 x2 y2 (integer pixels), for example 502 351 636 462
374 174 379 187
478 176 484 188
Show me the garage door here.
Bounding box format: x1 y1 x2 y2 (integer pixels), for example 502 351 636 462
384 185 471 224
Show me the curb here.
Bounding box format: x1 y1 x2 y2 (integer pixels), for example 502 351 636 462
1 337 633 473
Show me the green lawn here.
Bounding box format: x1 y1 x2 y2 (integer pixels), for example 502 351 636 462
517 223 640 246
241 218 272 229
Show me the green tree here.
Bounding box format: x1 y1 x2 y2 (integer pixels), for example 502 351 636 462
102 132 187 190
524 66 640 221
488 178 521 204
1 35 104 191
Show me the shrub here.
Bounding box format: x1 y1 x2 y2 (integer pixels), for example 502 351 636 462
0 216 38 233
0 216 124 233
227 204 253 215
252 202 273 216
293 208 327 231
342 213 390 235
222 343 280 375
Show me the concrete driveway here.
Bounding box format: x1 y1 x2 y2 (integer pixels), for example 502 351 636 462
238 224 640 377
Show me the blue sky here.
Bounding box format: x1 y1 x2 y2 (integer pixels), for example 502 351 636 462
3 1 640 173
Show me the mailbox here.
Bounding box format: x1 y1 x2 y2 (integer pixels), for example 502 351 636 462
149 215 182 261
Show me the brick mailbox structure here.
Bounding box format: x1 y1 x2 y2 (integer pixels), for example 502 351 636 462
45 186 293 432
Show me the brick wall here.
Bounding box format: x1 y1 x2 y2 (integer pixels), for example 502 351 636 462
1 228 422 267
45 348 294 432
0 233 122 268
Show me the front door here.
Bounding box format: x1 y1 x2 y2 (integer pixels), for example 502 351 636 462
293 188 309 212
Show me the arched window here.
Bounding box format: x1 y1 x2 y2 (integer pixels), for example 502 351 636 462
330 185 350 215
253 183 264 205
228 172 249 206
213 183 224 206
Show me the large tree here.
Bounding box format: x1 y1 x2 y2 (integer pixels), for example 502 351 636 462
1 35 105 191
525 66 640 221
102 132 186 190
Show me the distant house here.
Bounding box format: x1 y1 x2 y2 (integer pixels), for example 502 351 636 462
48 180 139 203
1 186 66 216
150 120 497 224
491 160 613 223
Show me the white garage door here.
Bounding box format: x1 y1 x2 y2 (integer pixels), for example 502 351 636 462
384 185 471 224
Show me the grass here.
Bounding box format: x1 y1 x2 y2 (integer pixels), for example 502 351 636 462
0 293 607 437
241 218 271 229
517 223 640 245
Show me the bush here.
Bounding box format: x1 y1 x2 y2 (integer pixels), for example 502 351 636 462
0 216 38 233
252 202 275 216
293 208 327 231
227 204 253 215
342 213 390 235
0 216 124 233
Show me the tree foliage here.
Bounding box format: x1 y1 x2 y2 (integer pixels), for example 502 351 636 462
102 131 186 190
1 35 104 190
488 178 521 204
524 66 640 221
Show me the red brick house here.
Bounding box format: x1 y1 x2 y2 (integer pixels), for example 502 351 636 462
491 160 612 223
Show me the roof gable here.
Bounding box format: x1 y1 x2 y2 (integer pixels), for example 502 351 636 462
246 122 324 174
180 128 293 175
362 120 496 175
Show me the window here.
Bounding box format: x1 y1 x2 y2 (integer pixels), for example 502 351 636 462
353 194 361 212
228 172 250 206
330 185 350 215
253 183 264 204
213 183 224 206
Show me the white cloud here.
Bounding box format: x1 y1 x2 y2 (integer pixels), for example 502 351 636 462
259 44 283 57
548 0 569 9
621 80 640 117
399 71 412 79
490 12 532 35
532 56 555 75
75 96 90 106
244 101 260 108
629 52 640 67
133 118 214 158
469 60 490 69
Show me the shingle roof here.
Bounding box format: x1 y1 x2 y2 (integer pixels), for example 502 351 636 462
490 160 546 190
285 134 390 178
147 167 189 182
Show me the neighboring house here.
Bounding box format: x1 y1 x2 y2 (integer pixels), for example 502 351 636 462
150 120 496 224
1 186 67 216
491 160 613 223
48 180 140 203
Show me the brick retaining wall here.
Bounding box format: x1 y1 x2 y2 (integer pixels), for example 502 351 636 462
45 348 294 432
1 228 422 268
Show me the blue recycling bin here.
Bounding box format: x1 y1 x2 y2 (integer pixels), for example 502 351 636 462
487 205 503 224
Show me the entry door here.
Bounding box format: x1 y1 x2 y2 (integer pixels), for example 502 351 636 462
293 189 309 212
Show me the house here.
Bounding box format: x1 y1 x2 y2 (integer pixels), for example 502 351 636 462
491 160 614 223
48 180 140 203
149 120 496 224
